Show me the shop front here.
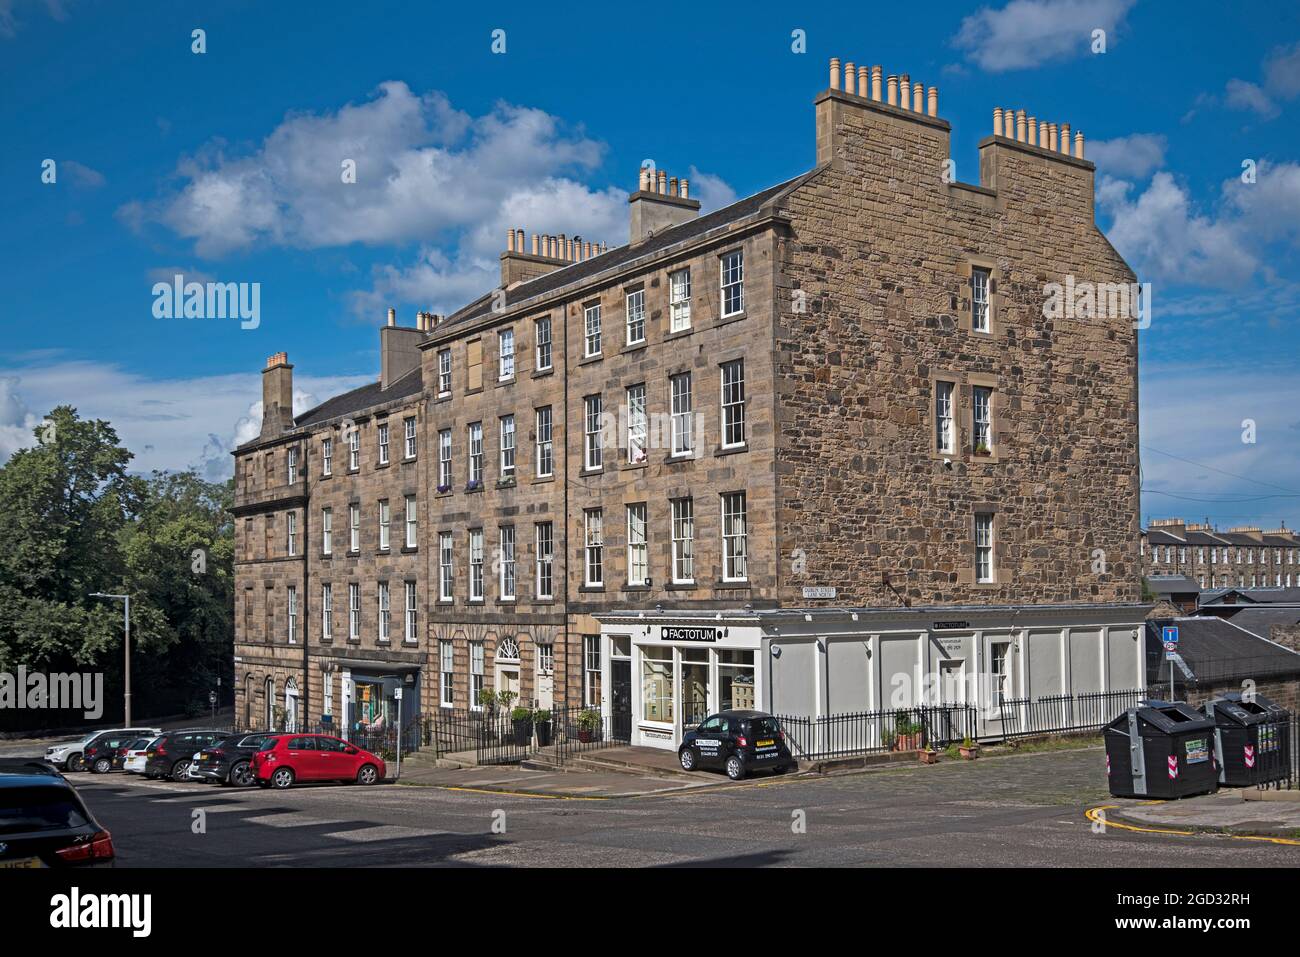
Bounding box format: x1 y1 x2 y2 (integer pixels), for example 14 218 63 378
598 615 763 751
333 661 421 743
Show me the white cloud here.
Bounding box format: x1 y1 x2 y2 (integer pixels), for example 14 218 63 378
1099 161 1300 288
0 360 369 479
124 82 620 258
1224 79 1278 118
1086 134 1167 180
1265 42 1300 100
0 0 70 39
61 160 105 189
686 166 738 213
952 0 1133 72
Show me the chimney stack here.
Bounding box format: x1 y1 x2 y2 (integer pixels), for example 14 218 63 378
260 352 295 439
628 164 701 244
1074 130 1085 159
830 57 841 90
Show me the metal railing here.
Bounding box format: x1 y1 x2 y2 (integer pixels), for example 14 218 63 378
1250 712 1296 791
995 687 1152 739
776 704 977 761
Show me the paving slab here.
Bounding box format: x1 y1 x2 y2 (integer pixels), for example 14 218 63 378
1110 789 1300 838
393 762 716 798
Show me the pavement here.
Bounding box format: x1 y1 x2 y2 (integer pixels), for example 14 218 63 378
26 743 1300 866
1107 788 1300 840
394 759 716 798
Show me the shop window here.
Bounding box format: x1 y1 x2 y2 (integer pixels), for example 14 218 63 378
641 647 673 724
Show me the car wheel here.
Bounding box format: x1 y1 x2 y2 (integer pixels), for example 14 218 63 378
67 754 85 772
356 764 379 785
229 761 254 788
271 767 295 790
92 757 112 774
725 755 745 781
679 747 699 772
170 760 192 782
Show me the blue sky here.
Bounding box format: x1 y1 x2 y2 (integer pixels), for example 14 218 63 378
1 0 1298 529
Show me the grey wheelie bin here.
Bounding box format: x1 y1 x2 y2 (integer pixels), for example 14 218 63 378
1104 700 1218 799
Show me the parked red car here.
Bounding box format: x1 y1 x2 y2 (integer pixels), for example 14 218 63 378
250 734 385 789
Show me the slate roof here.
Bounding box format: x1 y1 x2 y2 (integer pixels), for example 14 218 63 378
293 366 423 429
1202 587 1300 606
1144 528 1186 544
1207 605 1300 640
1146 574 1201 595
1147 616 1300 683
438 173 813 331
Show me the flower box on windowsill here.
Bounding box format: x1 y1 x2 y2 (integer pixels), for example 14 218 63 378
464 480 482 492
496 476 516 489
437 484 452 494
973 445 992 457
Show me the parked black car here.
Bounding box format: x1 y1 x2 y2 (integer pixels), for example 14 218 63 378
85 730 153 774
678 710 797 780
192 731 277 787
142 729 230 782
0 760 115 867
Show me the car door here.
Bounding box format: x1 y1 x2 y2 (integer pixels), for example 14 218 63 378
285 736 319 780
692 716 727 768
313 736 348 780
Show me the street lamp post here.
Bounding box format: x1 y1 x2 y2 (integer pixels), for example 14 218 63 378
90 593 131 727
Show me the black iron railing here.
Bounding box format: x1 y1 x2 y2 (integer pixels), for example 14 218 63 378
995 687 1152 739
775 704 977 760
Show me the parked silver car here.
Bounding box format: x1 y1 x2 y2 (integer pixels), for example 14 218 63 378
45 727 161 772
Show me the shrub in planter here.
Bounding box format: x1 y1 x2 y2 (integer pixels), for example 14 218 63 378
511 706 532 745
533 709 552 746
959 736 980 760
577 708 601 743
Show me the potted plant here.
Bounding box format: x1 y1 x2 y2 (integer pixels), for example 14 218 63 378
919 746 938 764
892 715 924 752
511 706 532 745
577 708 601 743
437 483 452 494
476 687 499 714
533 709 552 747
465 479 482 492
959 736 980 760
974 442 992 456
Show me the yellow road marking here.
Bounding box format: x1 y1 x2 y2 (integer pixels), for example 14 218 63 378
1088 803 1300 845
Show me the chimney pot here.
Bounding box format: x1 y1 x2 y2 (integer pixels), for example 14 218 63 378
857 65 869 97
829 57 841 91
887 74 898 106
1048 122 1057 152
899 74 910 109
657 169 667 194
1059 123 1070 154
1016 110 1027 143
506 228 515 252
669 176 677 195
871 65 882 101
927 86 938 117
844 61 856 95
387 307 396 326
680 177 689 198
993 107 1003 137
531 233 539 255
1074 130 1084 159
1028 116 1038 145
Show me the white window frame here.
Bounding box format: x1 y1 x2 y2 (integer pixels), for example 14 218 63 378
972 386 992 452
721 492 748 582
625 288 645 346
972 267 992 333
470 641 485 711
321 583 332 641
672 497 694 584
348 428 360 470
378 582 390 642
669 268 691 332
721 249 744 318
627 503 648 586
440 640 455 707
438 430 452 488
584 395 603 471
499 415 515 478
468 422 483 485
536 521 554 599
535 407 553 478
438 349 452 396
287 447 298 483
378 499 390 551
499 328 515 381
377 422 390 465
584 508 604 587
584 302 602 357
286 511 297 556
936 380 955 454
627 383 647 464
976 513 995 583
721 360 745 449
348 583 360 640
404 417 417 459
499 525 516 599
349 504 360 552
469 529 484 601
405 494 417 548
583 635 602 708
534 316 552 371
439 532 454 602
670 373 693 457
287 586 297 644
321 437 333 476
404 581 417 643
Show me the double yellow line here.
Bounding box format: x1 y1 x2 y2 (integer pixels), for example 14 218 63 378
1087 803 1300 846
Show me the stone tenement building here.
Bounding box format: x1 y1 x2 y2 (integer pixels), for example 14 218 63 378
1142 518 1300 590
232 57 1148 749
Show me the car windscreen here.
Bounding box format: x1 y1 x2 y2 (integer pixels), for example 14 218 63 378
747 717 782 738
0 786 91 834
256 737 281 752
127 738 151 751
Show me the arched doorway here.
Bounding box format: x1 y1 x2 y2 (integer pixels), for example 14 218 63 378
284 678 299 732
495 636 521 706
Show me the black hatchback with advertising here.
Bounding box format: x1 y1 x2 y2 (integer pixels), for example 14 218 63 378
678 710 797 780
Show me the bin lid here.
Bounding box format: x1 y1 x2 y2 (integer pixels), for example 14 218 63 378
1114 700 1217 734
1205 691 1287 725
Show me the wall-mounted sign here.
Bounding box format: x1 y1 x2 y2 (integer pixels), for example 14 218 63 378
932 621 971 631
802 586 837 599
938 637 964 656
662 626 720 643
